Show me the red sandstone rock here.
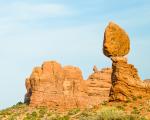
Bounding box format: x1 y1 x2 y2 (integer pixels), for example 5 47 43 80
109 57 147 101
103 22 150 101
25 62 112 110
86 68 112 98
25 22 150 110
103 22 130 57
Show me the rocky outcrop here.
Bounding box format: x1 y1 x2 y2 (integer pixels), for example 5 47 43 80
25 62 112 110
143 79 150 93
25 21 150 110
103 22 150 101
86 68 112 98
109 57 147 101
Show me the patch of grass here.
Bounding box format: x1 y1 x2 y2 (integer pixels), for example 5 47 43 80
8 115 17 120
38 107 47 118
23 112 37 120
58 115 70 120
68 108 80 115
78 109 96 120
76 106 148 120
96 106 125 119
116 105 125 111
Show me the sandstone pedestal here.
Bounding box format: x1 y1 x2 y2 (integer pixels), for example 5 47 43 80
103 22 150 101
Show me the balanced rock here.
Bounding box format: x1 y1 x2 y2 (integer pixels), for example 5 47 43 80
103 22 150 101
103 22 130 57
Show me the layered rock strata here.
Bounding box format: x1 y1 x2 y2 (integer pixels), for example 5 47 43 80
103 22 150 101
25 61 112 110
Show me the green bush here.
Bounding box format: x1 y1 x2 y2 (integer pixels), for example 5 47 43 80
132 96 137 101
38 107 47 118
68 108 80 115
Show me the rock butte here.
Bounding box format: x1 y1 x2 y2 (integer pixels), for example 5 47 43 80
25 22 150 110
25 61 112 110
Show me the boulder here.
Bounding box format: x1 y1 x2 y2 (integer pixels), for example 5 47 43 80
103 22 130 57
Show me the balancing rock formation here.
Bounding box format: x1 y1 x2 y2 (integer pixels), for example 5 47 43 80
103 22 150 101
25 61 112 110
25 21 150 110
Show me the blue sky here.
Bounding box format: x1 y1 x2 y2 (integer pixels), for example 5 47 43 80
0 0 150 110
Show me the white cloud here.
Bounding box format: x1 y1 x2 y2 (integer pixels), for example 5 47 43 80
0 2 71 21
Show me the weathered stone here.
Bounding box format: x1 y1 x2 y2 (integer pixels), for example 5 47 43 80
25 61 112 110
93 65 98 73
103 22 150 101
103 22 130 57
109 57 147 101
86 68 112 98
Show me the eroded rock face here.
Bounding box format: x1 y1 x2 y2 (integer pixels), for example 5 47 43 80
143 79 150 92
103 22 150 101
86 68 112 98
103 22 130 57
25 62 112 110
109 57 147 101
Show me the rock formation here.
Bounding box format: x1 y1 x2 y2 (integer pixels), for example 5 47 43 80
25 21 150 110
143 79 150 93
86 68 112 98
25 61 112 110
103 22 150 101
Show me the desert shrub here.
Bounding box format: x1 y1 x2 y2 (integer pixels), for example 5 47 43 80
97 107 147 120
125 98 131 103
78 106 147 120
78 109 96 120
131 107 140 114
132 96 137 101
11 102 26 109
96 106 125 120
16 101 23 105
101 100 108 106
116 105 125 111
58 115 70 120
8 115 17 120
31 111 37 117
137 96 142 99
23 112 38 120
68 108 80 115
47 112 52 116
46 114 69 120
0 109 11 115
38 107 47 118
